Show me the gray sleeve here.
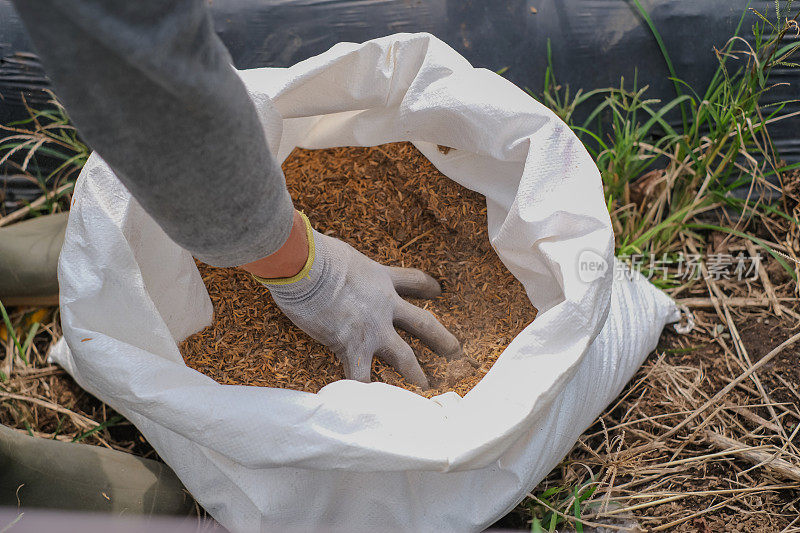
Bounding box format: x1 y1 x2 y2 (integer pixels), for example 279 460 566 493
11 0 295 267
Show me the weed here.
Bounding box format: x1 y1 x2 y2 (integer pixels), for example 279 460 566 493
535 1 800 282
528 480 598 532
0 299 25 364
0 91 88 217
0 299 42 367
72 415 123 443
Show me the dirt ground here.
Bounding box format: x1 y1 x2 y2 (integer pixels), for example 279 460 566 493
493 313 800 531
496 279 800 529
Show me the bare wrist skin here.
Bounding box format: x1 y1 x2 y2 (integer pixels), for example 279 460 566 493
240 210 309 279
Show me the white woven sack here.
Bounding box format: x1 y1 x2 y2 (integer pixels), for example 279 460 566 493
52 33 679 531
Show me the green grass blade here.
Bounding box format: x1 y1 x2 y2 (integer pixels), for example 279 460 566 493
669 76 702 103
631 0 689 131
637 94 693 137
571 127 610 152
72 415 123 443
573 497 584 533
52 415 66 439
540 487 562 498
20 322 40 364
0 299 24 359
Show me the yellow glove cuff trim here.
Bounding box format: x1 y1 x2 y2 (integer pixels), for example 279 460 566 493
252 212 315 286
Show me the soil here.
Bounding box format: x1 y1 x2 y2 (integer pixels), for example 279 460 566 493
179 142 537 397
574 314 800 533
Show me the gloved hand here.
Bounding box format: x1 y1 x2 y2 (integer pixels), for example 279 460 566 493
254 213 462 388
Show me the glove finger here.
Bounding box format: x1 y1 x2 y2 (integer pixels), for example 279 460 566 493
377 333 430 389
387 267 441 299
339 348 372 383
394 300 463 360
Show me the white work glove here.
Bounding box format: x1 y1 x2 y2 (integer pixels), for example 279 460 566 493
254 213 463 389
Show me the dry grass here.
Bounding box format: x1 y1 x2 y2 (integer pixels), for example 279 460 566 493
506 171 800 531
517 319 800 531
1 160 799 531
0 308 150 455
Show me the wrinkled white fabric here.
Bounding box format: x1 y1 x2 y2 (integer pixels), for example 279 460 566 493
261 224 461 388
52 33 679 532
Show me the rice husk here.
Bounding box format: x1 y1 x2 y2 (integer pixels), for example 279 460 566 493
180 142 536 397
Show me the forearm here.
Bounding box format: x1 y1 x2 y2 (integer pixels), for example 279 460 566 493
12 0 294 267
241 210 309 279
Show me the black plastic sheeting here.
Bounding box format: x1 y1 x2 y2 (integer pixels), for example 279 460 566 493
1 0 798 207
